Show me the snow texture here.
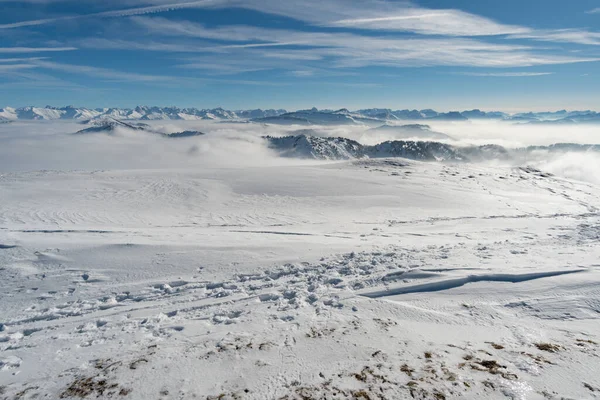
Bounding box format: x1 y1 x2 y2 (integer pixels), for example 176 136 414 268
0 119 599 400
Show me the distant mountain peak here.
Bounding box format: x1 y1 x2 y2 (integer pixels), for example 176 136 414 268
0 106 597 125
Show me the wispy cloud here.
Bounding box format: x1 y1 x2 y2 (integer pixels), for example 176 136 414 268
75 37 214 53
0 57 48 62
3 0 600 50
289 70 315 77
0 47 76 53
0 0 220 29
455 72 554 77
586 8 600 14
29 59 289 86
0 64 39 71
211 0 530 37
328 8 529 36
509 29 600 45
177 62 271 75
32 60 175 82
0 0 531 38
98 17 599 69
2 0 600 97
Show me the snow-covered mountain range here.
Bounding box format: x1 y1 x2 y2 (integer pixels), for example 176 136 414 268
266 134 600 162
1 106 599 124
0 106 286 122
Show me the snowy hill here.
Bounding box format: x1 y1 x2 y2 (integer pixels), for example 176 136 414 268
1 152 599 399
266 135 365 159
75 118 151 134
267 135 468 161
75 118 205 138
266 134 600 162
366 140 465 161
460 144 512 162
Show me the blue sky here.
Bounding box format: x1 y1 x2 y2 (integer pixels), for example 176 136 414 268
0 0 599 111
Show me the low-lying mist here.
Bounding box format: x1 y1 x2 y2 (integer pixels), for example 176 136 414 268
0 121 302 172
1 119 599 184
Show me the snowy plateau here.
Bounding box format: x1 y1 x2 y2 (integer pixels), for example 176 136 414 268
0 114 599 400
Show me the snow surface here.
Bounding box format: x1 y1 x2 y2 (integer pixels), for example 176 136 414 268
0 120 599 399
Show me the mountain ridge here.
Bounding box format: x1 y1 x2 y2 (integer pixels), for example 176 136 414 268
266 134 600 162
1 106 599 124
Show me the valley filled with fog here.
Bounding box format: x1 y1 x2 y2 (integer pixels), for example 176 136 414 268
1 113 600 399
2 114 600 183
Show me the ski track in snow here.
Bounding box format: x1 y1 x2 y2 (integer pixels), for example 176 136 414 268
1 159 600 399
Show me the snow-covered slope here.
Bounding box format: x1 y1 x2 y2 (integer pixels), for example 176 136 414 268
75 118 204 138
267 135 468 161
0 153 599 399
16 106 64 120
75 118 151 134
268 134 600 163
367 140 465 161
266 134 364 159
0 107 18 120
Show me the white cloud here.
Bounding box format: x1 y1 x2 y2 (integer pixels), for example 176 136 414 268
456 72 553 77
2 0 600 51
0 63 39 71
29 59 289 86
74 38 215 53
586 8 600 14
328 8 530 36
0 47 76 53
2 0 599 87
94 17 599 69
0 0 530 38
0 57 47 62
289 70 314 77
209 0 530 36
509 29 600 45
177 62 270 75
32 60 169 82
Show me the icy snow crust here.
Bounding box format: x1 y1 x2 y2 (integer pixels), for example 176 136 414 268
0 121 599 399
